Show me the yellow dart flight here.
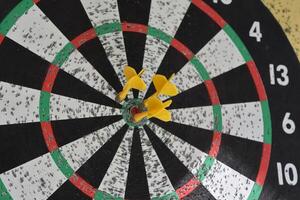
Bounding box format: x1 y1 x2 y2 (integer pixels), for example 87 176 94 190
134 96 172 122
117 66 147 102
144 74 178 105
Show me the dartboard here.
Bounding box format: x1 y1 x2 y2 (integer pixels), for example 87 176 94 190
0 0 299 199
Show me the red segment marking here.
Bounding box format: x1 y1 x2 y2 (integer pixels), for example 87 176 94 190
130 106 141 115
209 131 222 157
256 144 271 186
122 22 148 34
71 28 97 48
0 34 4 45
171 39 194 60
176 177 200 199
40 122 58 152
192 0 226 28
204 80 220 105
33 0 41 4
69 174 97 198
42 64 59 93
247 61 267 101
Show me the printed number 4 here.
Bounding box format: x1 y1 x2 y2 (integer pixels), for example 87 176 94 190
249 21 262 42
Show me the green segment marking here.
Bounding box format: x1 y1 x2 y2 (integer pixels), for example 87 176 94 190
0 178 13 200
52 43 75 67
213 105 223 132
261 100 272 144
223 24 252 62
51 149 74 178
0 0 33 35
197 156 215 182
190 57 210 81
247 183 263 200
39 91 50 122
95 22 122 36
151 192 179 200
148 27 173 44
94 191 122 200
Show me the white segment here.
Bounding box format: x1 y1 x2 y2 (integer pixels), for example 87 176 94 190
98 128 134 198
221 101 264 142
7 4 69 63
140 0 191 99
140 128 175 198
148 123 207 175
197 30 245 78
80 0 120 25
169 30 245 98
0 153 66 200
6 4 117 101
98 32 128 86
139 37 169 99
80 0 128 85
0 82 40 125
202 160 255 200
50 93 121 121
161 62 203 101
170 106 214 131
60 120 125 171
148 0 191 36
60 49 117 100
170 102 264 142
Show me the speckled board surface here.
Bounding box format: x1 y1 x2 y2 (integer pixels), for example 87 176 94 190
0 0 299 200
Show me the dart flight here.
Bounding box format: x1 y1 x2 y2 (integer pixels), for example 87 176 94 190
117 66 147 102
134 96 172 122
144 74 178 105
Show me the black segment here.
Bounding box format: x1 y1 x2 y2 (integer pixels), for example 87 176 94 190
117 0 151 25
78 38 123 93
123 32 147 98
125 129 150 200
152 119 212 154
184 185 215 200
76 125 128 188
213 65 258 104
174 4 220 54
52 69 121 108
52 116 122 147
117 0 151 98
144 125 194 189
169 84 211 109
0 38 49 90
0 123 48 174
0 0 20 22
146 47 189 98
48 180 90 200
216 134 262 182
37 0 93 40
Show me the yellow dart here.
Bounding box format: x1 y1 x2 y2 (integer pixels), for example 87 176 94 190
117 66 146 102
144 74 178 105
134 96 172 122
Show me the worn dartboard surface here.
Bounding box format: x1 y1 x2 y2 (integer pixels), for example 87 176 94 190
0 0 299 200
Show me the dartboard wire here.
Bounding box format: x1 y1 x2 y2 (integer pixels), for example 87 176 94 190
0 0 119 103
138 0 192 99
